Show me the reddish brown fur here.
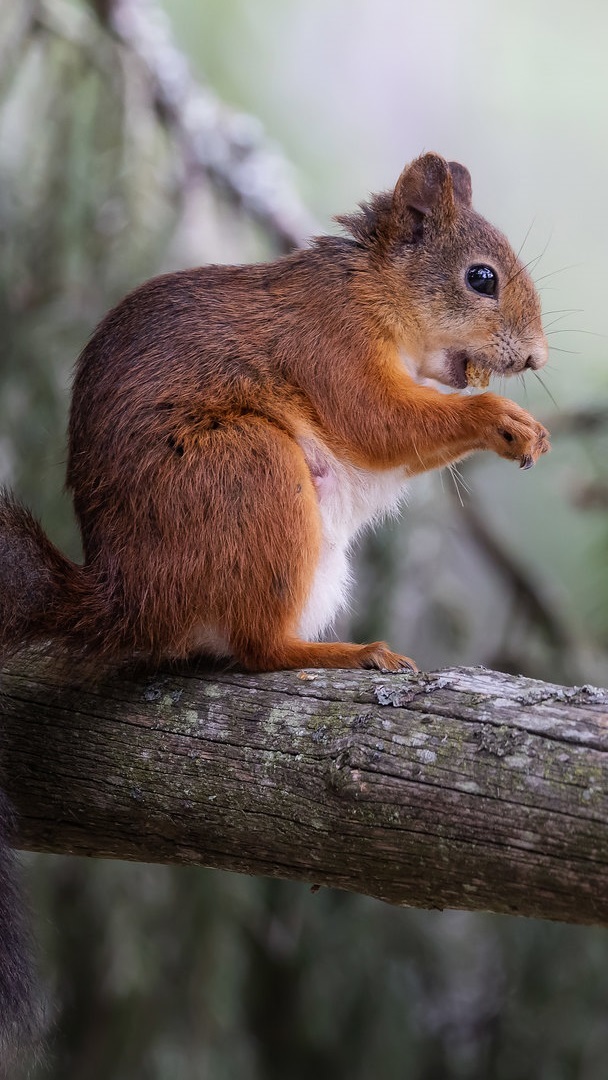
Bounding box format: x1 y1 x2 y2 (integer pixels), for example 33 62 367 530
0 153 549 675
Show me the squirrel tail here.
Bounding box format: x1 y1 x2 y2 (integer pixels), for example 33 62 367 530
0 488 110 667
0 791 45 1071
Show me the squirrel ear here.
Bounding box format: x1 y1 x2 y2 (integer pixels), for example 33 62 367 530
392 153 456 239
448 161 472 208
336 153 471 251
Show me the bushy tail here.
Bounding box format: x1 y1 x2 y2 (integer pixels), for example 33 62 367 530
0 488 109 667
0 791 45 1074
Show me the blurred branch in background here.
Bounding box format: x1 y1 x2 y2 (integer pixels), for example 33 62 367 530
115 0 316 250
447 474 580 682
96 0 316 251
546 405 608 437
545 405 608 509
0 0 313 558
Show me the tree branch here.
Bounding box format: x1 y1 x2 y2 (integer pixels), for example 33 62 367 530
105 0 317 252
544 406 608 438
2 662 608 926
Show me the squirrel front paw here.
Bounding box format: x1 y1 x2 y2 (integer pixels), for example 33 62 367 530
473 394 550 469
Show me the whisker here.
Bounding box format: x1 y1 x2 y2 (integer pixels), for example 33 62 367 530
504 252 544 290
532 371 560 409
533 263 582 285
511 219 536 271
446 464 465 506
518 308 582 336
506 232 553 290
545 328 605 337
450 463 473 496
542 314 584 331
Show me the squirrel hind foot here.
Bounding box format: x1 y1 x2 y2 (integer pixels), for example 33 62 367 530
356 642 418 673
234 637 418 673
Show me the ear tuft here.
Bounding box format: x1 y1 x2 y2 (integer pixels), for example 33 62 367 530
448 161 472 208
334 192 394 248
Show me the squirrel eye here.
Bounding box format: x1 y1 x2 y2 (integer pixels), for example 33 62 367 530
466 265 497 297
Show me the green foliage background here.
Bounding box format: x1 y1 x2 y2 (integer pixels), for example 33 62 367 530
1 0 608 1076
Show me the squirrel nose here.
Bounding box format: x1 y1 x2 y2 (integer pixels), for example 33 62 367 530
524 340 549 371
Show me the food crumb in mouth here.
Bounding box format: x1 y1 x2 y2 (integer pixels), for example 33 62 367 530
465 361 490 389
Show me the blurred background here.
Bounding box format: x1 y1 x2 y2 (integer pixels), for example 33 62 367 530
1 0 608 1076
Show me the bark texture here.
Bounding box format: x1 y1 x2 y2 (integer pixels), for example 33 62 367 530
1 662 607 925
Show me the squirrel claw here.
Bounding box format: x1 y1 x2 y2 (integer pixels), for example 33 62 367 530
400 656 418 673
519 455 534 470
384 655 418 674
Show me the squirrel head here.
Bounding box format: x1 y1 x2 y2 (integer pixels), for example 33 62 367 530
337 153 548 390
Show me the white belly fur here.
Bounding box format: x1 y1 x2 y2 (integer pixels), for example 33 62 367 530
297 437 409 640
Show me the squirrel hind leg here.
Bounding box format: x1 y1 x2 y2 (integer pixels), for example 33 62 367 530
163 420 419 674
233 637 417 673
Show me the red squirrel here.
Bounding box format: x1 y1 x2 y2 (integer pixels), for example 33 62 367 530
0 153 549 1056
0 152 549 678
